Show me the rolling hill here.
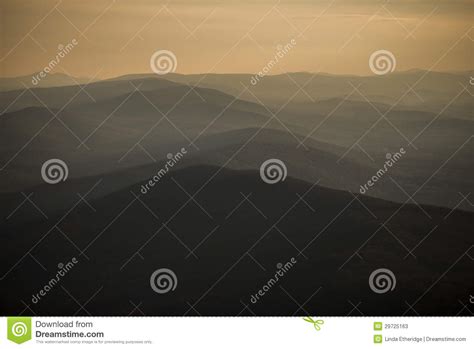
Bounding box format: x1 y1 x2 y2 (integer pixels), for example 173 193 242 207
0 166 472 315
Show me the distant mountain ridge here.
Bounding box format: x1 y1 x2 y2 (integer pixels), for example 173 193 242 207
0 74 472 212
0 68 473 316
0 72 93 92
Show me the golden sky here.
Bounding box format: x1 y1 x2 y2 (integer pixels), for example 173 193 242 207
0 0 472 78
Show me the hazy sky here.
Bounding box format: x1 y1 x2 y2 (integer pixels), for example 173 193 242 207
0 0 472 78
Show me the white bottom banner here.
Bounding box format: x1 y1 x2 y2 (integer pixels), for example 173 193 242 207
1 317 472 348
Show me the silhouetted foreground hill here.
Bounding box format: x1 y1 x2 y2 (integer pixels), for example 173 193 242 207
0 166 472 315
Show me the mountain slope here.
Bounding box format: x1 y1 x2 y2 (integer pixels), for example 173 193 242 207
0 84 271 190
0 166 472 315
157 71 474 116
